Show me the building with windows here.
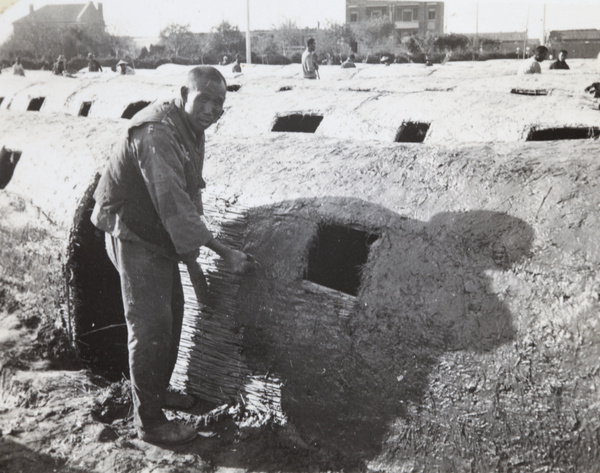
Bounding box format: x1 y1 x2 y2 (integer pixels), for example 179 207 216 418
467 32 529 56
347 1 444 48
547 29 600 59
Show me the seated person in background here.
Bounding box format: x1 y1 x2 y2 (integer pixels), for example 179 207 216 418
341 54 356 69
219 55 229 66
88 53 103 72
12 57 25 76
550 49 571 69
117 60 135 75
53 55 67 75
584 82 600 98
549 49 570 70
232 54 242 73
517 46 548 75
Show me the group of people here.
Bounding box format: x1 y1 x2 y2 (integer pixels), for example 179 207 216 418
8 53 134 76
517 45 570 75
301 38 574 79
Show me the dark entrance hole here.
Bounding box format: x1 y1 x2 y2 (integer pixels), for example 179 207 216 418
395 122 430 143
272 114 324 133
27 97 46 111
68 179 128 380
278 86 293 92
526 127 600 141
0 97 4 107
305 224 379 296
511 88 548 96
0 147 22 189
78 101 92 117
121 101 150 119
227 84 241 92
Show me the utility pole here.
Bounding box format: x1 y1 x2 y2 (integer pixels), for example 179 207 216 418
541 3 547 45
523 3 530 59
246 0 252 64
475 2 479 51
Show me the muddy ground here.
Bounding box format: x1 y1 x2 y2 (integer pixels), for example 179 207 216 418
2 60 600 472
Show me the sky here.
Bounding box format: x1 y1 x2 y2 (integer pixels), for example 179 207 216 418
1 0 600 44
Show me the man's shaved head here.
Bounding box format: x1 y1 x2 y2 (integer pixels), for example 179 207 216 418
187 66 227 92
181 66 228 134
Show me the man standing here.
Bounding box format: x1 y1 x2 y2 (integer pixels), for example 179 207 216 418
88 53 103 72
517 45 548 75
302 38 319 79
549 49 570 70
232 54 242 73
53 55 67 75
91 66 249 445
12 57 25 76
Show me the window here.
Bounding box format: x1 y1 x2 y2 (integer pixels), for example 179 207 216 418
428 8 436 20
402 9 413 22
370 9 382 18
350 9 358 22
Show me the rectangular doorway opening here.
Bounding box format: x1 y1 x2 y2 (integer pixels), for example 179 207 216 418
79 101 93 117
27 97 46 111
121 101 150 119
526 127 600 141
305 224 379 296
395 122 430 142
272 114 324 133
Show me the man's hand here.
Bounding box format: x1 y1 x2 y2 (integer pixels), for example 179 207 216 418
206 239 251 274
224 248 252 274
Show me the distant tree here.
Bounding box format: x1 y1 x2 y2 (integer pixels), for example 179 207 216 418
433 34 471 52
254 33 278 64
106 34 136 60
272 20 306 56
208 21 244 58
139 46 149 59
0 22 130 62
350 16 395 57
2 23 59 60
159 24 197 57
149 44 166 57
316 22 354 64
404 32 436 56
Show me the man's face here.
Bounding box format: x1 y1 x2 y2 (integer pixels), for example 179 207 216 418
559 51 567 61
308 42 315 52
183 79 226 133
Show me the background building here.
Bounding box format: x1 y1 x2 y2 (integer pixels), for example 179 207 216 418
547 29 600 59
13 2 106 36
468 32 529 56
347 1 444 43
